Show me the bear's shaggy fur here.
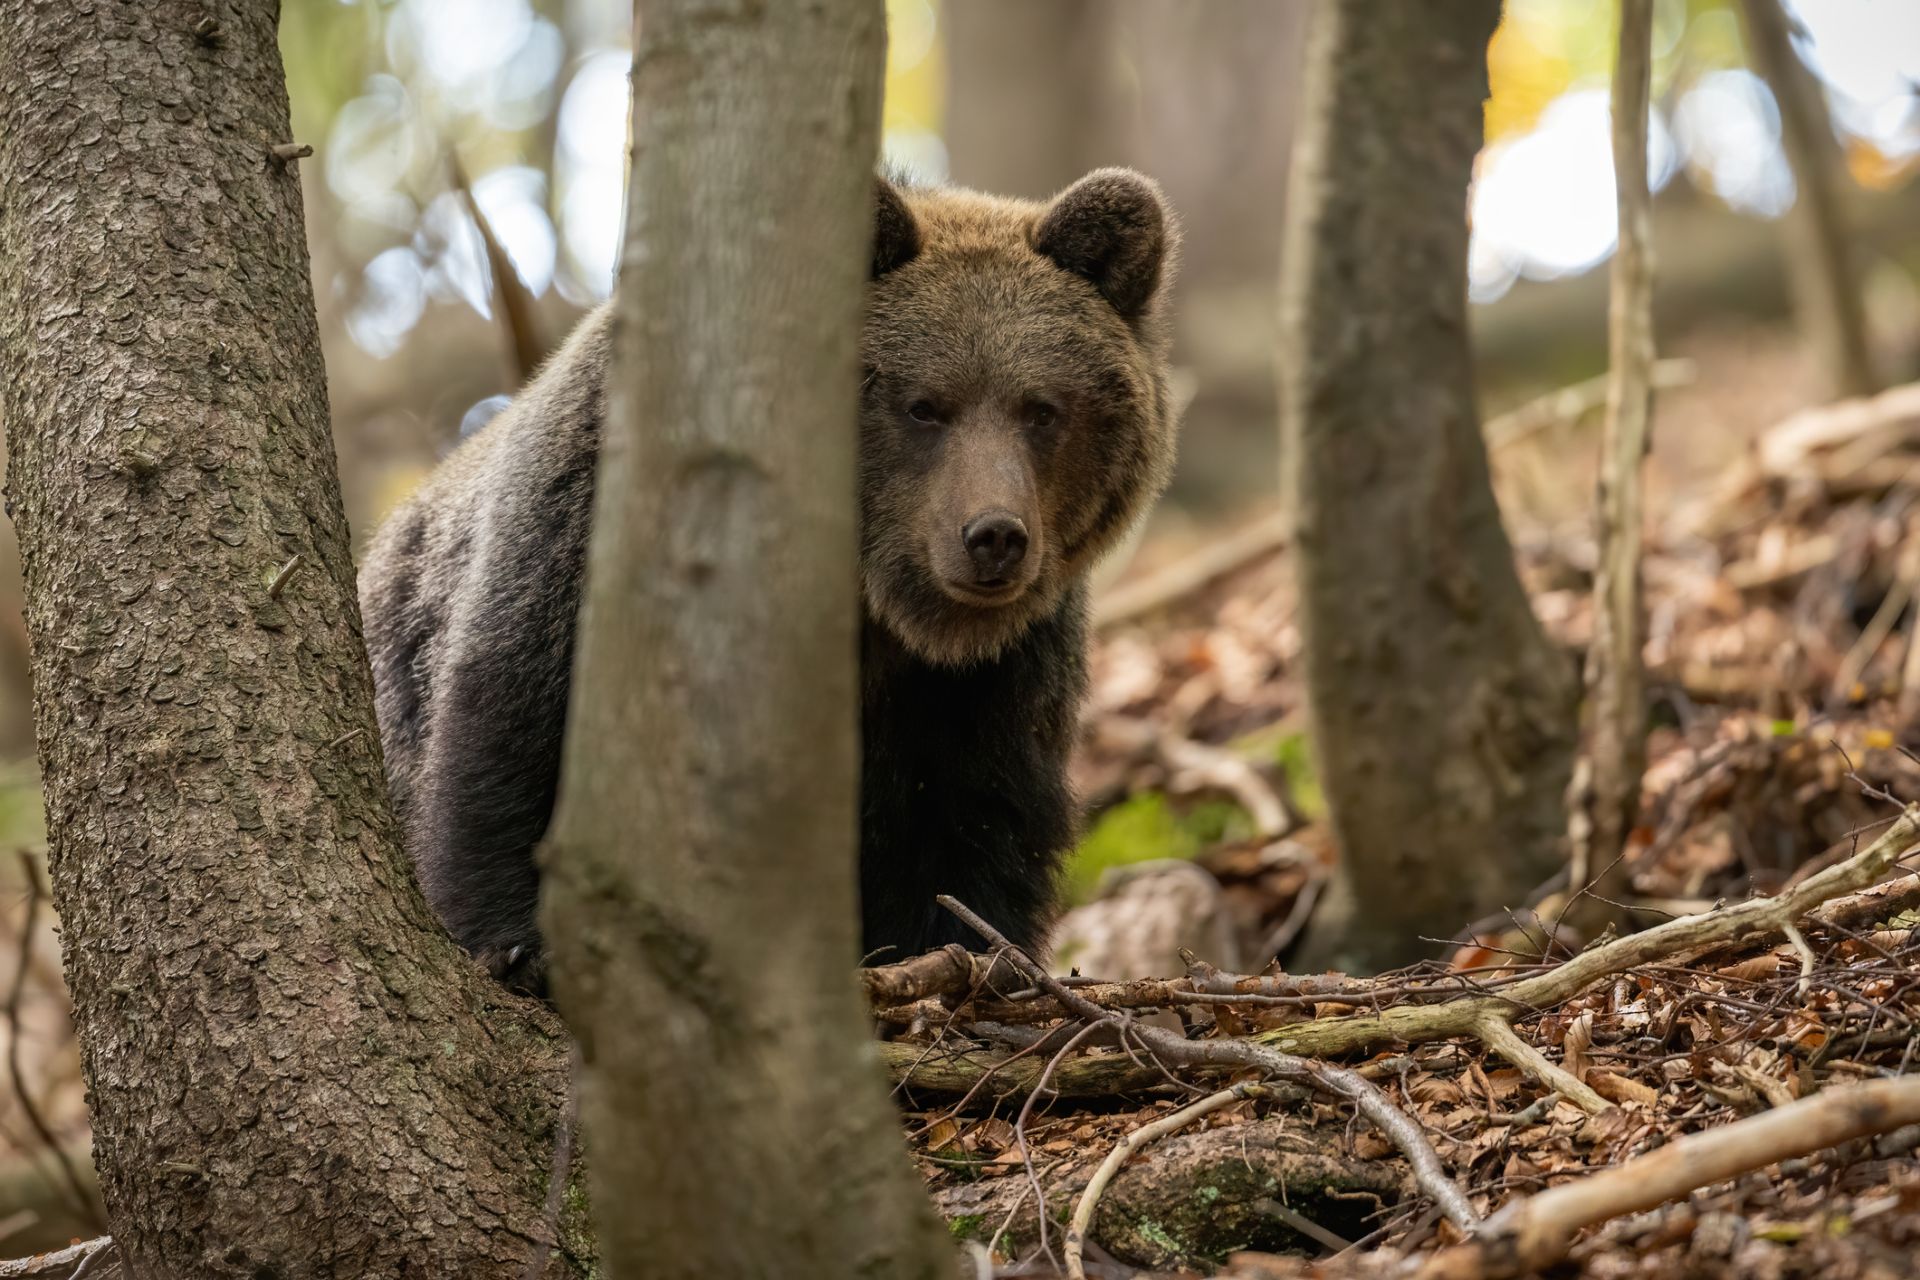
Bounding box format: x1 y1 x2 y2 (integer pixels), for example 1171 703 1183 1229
359 170 1178 989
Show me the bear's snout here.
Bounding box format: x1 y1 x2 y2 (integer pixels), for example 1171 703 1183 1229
962 510 1029 584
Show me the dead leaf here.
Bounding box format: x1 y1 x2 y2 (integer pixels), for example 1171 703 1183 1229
1589 1070 1659 1107
1562 1011 1595 1084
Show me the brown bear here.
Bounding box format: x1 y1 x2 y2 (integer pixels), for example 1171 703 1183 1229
358 169 1178 991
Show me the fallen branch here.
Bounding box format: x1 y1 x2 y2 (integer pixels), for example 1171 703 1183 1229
1472 1012 1607 1117
937 895 1480 1233
883 1039 1228 1101
1418 1076 1920 1279
860 944 1019 1007
1252 804 1920 1061
0 1237 117 1278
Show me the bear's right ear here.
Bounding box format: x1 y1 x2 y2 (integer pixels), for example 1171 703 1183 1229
1034 168 1172 321
872 177 921 278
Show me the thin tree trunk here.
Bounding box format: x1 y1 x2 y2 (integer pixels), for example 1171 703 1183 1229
0 4 582 1276
1280 0 1576 973
1567 0 1658 930
538 2 956 1278
1737 0 1878 400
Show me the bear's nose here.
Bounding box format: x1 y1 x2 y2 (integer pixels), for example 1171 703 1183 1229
962 511 1029 581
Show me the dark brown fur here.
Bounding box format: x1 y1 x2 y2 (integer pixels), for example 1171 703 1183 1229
359 170 1178 989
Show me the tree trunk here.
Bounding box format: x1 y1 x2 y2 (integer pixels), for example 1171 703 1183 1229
1737 0 1878 401
943 0 1115 199
1280 0 1576 974
0 4 582 1276
537 2 956 1279
1566 0 1658 933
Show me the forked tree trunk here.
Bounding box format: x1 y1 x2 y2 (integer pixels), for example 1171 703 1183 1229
537 2 956 1278
0 4 582 1276
1280 0 1576 973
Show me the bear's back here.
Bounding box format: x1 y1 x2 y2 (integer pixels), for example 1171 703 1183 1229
359 307 611 829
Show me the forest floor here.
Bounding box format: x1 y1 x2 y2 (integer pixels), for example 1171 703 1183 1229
4 337 1920 1273
891 360 1920 1277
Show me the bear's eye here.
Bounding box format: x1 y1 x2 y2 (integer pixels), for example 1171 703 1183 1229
906 400 942 425
1025 402 1060 430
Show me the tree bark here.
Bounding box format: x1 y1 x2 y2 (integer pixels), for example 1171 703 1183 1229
1737 0 1878 400
1279 0 1576 973
0 4 581 1276
538 2 956 1278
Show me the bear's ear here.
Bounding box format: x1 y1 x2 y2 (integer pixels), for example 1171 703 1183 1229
872 177 921 278
1034 168 1172 320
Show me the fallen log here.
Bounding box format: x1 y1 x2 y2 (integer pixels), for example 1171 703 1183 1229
935 1117 1403 1272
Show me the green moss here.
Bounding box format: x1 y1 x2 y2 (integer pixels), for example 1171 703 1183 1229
1270 731 1326 822
1063 792 1253 903
1133 1219 1188 1257
946 1213 987 1242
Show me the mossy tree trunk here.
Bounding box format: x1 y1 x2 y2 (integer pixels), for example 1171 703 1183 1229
0 3 583 1276
537 2 957 1278
1279 0 1576 973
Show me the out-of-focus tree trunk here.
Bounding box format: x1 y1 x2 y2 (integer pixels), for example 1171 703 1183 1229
1737 0 1878 400
538 2 957 1278
943 0 1114 199
944 0 1310 518
0 3 583 1276
1280 0 1576 974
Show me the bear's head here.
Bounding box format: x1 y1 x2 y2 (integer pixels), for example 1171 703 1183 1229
860 169 1179 667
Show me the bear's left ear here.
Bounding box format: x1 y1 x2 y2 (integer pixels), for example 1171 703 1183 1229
1034 168 1173 320
872 176 921 278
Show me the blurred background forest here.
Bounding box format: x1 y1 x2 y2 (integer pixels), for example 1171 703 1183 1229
1 0 1919 1251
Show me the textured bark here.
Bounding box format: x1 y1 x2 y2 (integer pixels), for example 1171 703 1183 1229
1737 0 1878 400
538 2 956 1279
1279 0 1576 973
1566 0 1657 929
0 4 581 1277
